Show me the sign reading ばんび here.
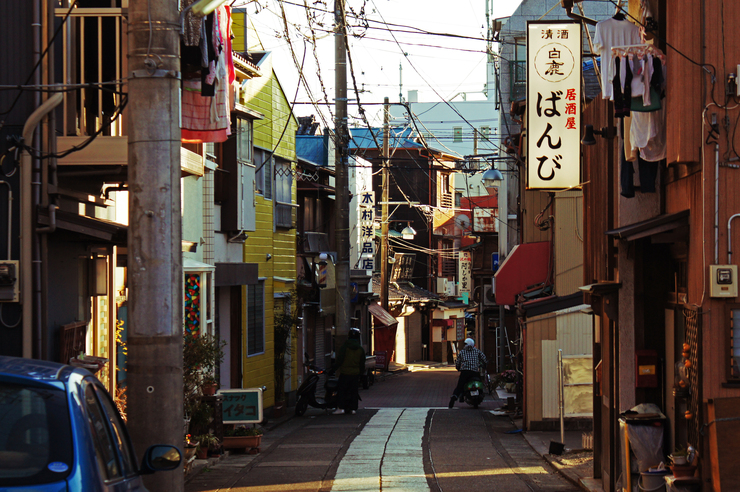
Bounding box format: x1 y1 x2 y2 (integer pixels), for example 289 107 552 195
527 21 582 190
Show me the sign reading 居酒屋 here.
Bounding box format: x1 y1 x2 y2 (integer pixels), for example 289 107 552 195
527 21 581 190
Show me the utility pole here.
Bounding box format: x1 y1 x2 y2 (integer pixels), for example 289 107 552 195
334 0 350 345
127 0 183 490
380 98 390 311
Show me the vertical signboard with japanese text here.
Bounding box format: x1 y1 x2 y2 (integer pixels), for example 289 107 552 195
458 251 472 298
357 191 375 272
527 21 581 189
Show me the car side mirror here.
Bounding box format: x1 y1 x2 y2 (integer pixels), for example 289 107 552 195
139 444 182 475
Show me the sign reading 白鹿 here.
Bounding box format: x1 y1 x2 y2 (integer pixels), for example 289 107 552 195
527 21 581 189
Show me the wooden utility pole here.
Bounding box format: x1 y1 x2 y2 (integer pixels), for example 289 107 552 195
127 0 183 489
380 98 390 311
334 0 350 344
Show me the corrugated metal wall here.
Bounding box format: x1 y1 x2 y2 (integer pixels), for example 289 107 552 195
554 191 584 296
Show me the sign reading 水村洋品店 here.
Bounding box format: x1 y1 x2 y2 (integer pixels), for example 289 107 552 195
527 21 582 190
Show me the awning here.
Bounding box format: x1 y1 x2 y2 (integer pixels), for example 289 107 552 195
368 302 398 328
38 208 127 244
215 262 259 286
493 241 551 306
605 210 689 242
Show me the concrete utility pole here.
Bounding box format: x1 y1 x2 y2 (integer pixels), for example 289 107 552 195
334 0 350 345
380 98 390 311
127 0 183 489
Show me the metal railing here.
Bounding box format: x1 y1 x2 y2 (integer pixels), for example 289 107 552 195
56 7 128 137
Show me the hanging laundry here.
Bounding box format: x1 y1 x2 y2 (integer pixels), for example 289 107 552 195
181 0 203 47
594 17 642 100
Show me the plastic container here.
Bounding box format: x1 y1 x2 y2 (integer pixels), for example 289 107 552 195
640 469 669 491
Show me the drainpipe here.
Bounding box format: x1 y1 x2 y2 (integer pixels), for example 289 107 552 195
21 93 63 358
728 214 740 264
715 140 719 264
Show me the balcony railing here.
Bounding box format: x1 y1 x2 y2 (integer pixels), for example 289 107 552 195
56 7 128 137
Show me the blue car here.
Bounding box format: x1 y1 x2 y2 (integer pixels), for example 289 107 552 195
0 356 181 490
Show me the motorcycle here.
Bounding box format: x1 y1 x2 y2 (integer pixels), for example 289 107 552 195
294 365 340 416
462 374 486 408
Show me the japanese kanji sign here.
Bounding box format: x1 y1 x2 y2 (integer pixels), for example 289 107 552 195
527 21 581 189
357 191 375 272
458 251 472 297
219 388 263 424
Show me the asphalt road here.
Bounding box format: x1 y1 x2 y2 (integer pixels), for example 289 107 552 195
185 366 578 492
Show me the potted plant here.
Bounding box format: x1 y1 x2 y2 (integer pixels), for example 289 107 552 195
194 434 219 459
183 331 226 433
184 434 199 461
223 426 263 450
670 445 689 466
201 375 218 396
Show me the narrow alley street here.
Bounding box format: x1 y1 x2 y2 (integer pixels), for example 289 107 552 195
185 366 579 492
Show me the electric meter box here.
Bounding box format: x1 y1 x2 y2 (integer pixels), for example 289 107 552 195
710 265 738 298
0 261 20 302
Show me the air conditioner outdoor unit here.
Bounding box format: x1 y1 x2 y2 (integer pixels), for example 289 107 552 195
483 284 496 307
436 278 448 294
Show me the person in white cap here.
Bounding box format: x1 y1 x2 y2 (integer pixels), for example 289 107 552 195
449 338 487 408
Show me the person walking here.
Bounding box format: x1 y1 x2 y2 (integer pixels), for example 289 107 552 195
449 338 487 408
332 327 366 415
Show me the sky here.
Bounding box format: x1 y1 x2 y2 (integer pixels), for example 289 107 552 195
233 0 524 129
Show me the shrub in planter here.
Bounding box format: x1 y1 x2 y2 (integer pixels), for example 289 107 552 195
223 426 263 450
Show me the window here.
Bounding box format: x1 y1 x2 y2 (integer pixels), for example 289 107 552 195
730 305 740 380
94 384 137 478
0 382 72 486
236 118 252 164
247 282 265 356
254 149 272 199
439 172 453 208
274 158 294 228
510 38 527 101
453 127 463 142
84 382 121 481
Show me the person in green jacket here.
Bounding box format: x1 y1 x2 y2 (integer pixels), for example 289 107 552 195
331 327 366 415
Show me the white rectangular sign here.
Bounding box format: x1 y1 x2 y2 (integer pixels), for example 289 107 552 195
527 21 581 189
458 251 472 296
357 191 375 271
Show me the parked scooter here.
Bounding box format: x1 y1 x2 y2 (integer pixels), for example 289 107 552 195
462 375 486 408
295 365 340 416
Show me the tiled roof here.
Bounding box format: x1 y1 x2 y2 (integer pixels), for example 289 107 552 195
372 276 440 303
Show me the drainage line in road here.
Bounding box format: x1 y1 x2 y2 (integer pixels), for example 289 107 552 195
377 408 406 491
426 410 444 492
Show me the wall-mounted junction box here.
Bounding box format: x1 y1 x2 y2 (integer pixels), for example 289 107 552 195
710 265 738 298
0 261 19 302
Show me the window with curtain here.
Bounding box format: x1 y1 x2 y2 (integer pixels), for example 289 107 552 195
247 282 265 356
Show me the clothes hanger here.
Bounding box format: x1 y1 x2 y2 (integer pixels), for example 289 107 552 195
613 0 626 20
611 44 666 63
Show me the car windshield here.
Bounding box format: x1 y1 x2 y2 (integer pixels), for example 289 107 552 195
0 381 73 486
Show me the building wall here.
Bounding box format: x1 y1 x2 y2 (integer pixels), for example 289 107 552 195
554 191 584 296
241 59 298 407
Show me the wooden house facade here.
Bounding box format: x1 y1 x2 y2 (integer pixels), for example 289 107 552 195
581 0 740 490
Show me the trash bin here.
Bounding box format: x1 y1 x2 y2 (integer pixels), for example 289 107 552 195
639 469 668 491
619 404 667 492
